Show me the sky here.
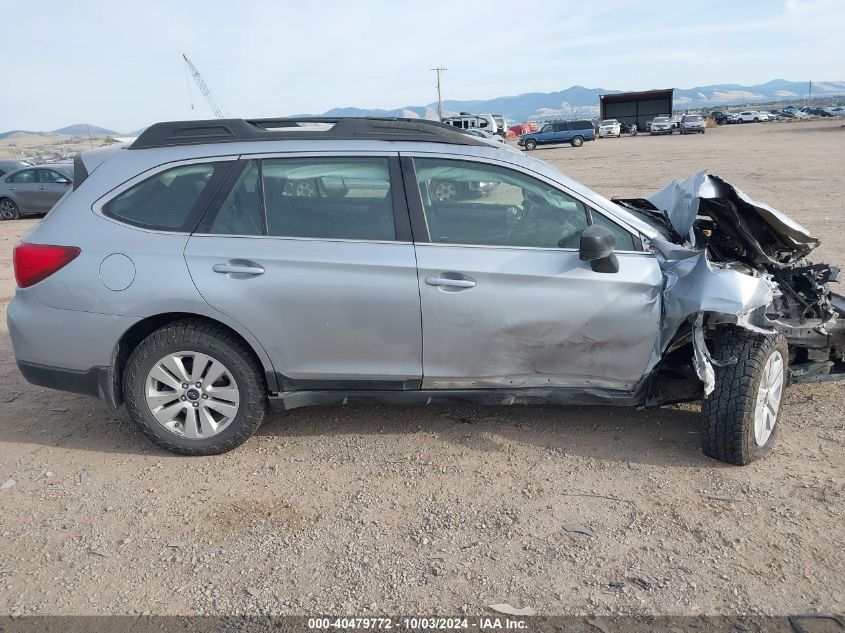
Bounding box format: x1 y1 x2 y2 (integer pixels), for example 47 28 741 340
1 0 843 132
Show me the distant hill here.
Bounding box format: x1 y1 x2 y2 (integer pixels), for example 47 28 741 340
0 130 42 140
52 124 117 136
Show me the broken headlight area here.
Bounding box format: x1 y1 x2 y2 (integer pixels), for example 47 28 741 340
616 171 845 390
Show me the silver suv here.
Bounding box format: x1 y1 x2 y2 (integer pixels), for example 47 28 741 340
8 118 844 463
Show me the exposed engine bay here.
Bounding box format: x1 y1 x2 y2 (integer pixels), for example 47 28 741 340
614 172 845 392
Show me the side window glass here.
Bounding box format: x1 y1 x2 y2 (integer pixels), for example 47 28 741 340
11 170 36 184
38 169 65 183
104 163 223 231
590 211 639 250
262 157 396 241
413 158 589 249
208 161 263 235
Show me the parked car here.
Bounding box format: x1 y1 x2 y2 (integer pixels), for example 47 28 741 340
710 111 729 125
518 119 595 149
736 111 763 123
0 163 73 220
679 115 706 134
801 107 833 117
463 128 506 143
598 119 622 138
8 117 845 465
828 106 845 114
0 160 31 178
649 117 673 135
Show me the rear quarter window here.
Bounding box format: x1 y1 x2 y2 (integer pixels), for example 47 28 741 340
103 162 231 231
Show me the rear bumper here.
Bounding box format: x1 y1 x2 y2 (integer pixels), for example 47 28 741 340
8 289 136 408
16 360 120 407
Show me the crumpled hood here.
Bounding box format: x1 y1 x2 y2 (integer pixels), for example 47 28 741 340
647 171 819 267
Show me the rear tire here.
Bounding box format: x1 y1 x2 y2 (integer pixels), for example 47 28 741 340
124 319 266 455
0 198 19 220
701 327 788 465
571 135 584 147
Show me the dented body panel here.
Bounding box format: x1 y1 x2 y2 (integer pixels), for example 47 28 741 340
416 245 663 391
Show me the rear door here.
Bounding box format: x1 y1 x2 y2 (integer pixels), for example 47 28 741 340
184 154 423 390
404 154 663 391
5 168 40 211
553 122 572 143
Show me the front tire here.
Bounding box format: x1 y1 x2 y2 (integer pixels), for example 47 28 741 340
702 327 788 465
0 198 19 220
524 139 537 151
124 319 266 455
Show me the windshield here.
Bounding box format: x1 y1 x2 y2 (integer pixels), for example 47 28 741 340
601 120 618 125
654 117 670 123
686 116 702 121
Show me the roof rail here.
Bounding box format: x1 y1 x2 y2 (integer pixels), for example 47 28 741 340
129 117 488 150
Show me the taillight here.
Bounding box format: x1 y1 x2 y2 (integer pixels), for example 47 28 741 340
13 243 81 288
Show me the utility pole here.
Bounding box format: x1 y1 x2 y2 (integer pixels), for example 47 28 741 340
430 66 447 121
807 80 812 107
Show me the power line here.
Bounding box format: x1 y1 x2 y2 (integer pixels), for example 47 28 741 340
430 66 447 121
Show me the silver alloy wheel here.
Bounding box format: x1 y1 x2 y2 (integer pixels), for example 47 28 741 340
295 182 316 197
433 181 457 201
145 351 240 439
753 350 784 446
0 200 16 220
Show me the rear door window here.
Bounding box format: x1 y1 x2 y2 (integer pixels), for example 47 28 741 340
8 169 36 184
208 161 263 236
104 162 231 231
262 157 396 241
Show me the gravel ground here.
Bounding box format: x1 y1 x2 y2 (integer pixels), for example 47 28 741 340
0 119 842 618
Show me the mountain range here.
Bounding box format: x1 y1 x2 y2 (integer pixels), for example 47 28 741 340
317 79 845 123
2 79 843 138
0 124 117 141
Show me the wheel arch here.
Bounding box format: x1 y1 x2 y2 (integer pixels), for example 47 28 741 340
110 312 278 407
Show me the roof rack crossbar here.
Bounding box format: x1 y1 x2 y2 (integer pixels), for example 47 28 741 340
129 117 488 150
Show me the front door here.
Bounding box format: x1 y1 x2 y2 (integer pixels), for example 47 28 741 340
36 168 72 211
185 155 422 390
405 156 663 392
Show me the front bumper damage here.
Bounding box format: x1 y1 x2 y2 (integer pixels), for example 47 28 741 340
618 172 845 395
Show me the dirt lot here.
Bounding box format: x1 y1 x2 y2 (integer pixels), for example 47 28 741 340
0 119 842 619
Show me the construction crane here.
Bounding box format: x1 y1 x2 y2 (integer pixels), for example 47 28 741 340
182 53 226 119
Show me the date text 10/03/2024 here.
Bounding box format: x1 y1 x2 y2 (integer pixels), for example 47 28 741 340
307 617 528 630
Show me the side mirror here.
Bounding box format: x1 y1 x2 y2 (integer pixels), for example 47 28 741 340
579 224 619 273
55 177 71 185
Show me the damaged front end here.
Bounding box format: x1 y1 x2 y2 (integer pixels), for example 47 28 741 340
615 172 845 396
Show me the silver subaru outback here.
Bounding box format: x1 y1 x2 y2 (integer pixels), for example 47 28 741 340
8 117 844 463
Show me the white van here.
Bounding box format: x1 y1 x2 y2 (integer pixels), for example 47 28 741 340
441 112 498 134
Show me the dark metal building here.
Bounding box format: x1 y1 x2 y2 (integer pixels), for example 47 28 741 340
599 89 674 129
